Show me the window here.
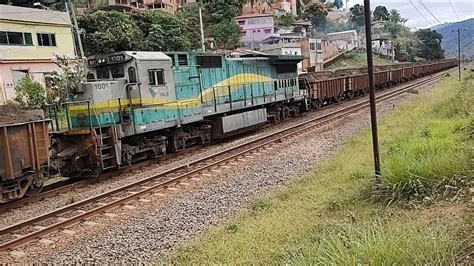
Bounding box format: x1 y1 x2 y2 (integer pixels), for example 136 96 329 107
316 43 322 50
111 66 124 78
36 33 56 46
264 29 271 34
310 43 316 51
177 54 188 66
149 69 165 86
0 31 33 45
166 54 176 66
196 56 222 68
238 20 245 25
96 67 110 79
86 72 95 81
276 64 297 74
128 67 137 83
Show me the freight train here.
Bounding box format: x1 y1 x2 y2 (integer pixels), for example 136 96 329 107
0 51 458 202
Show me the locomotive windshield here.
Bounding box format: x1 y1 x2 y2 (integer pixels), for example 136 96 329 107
87 53 129 81
92 65 125 80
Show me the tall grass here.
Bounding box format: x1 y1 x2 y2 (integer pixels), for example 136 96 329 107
377 73 473 202
283 219 470 265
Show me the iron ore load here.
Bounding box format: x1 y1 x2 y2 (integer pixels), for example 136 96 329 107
0 51 458 203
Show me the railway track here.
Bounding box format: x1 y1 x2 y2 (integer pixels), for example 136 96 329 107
0 69 453 253
0 145 206 213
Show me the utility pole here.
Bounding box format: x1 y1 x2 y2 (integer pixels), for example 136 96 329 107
452 28 467 81
67 0 84 58
199 8 206 52
363 0 381 187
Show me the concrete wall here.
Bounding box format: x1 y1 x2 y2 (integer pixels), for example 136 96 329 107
0 62 59 103
237 15 275 47
0 20 75 103
0 21 75 60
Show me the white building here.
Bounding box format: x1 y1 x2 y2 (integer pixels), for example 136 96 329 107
326 30 358 52
260 35 304 72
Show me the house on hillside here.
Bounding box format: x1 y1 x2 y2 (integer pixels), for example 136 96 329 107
260 34 322 73
107 0 189 12
326 30 358 51
241 0 274 15
236 13 276 49
241 0 297 16
0 5 75 104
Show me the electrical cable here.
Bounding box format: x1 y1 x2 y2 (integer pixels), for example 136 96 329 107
418 0 442 24
408 0 433 26
448 0 460 20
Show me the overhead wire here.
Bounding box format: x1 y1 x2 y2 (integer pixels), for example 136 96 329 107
448 0 460 20
418 0 442 24
408 0 433 26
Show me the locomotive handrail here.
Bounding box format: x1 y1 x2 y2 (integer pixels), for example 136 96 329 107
62 100 93 131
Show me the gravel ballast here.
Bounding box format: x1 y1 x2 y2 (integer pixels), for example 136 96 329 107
2 82 436 264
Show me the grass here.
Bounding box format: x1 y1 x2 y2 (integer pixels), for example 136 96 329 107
163 67 473 264
325 50 395 70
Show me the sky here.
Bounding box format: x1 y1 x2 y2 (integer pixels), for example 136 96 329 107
348 0 474 29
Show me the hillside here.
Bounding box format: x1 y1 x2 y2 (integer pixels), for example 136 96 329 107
433 18 474 60
325 50 396 70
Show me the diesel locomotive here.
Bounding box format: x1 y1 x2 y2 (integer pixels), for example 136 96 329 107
51 51 306 178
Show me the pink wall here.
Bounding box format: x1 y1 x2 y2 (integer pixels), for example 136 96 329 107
236 15 275 45
0 61 59 103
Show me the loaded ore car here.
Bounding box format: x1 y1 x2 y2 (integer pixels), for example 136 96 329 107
0 116 50 203
300 59 458 108
51 51 306 178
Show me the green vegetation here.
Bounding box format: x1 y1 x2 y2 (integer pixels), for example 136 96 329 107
13 76 46 108
325 50 395 70
77 0 248 55
164 67 473 264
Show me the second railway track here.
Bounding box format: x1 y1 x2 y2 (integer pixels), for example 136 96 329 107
0 69 452 253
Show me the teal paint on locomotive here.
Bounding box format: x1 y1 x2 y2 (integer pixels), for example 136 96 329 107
68 51 304 135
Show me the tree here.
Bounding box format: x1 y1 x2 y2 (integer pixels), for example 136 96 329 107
202 0 246 21
78 11 144 56
177 6 207 50
373 6 389 21
14 76 46 108
303 2 329 31
45 56 87 104
415 29 445 60
136 10 192 51
349 4 365 28
276 13 296 27
212 19 242 49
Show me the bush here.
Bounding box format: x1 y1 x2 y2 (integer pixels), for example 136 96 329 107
13 76 46 108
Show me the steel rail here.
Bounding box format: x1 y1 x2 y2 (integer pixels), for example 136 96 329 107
0 68 454 252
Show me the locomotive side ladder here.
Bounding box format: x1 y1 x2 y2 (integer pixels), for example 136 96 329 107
298 76 312 111
96 126 118 171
